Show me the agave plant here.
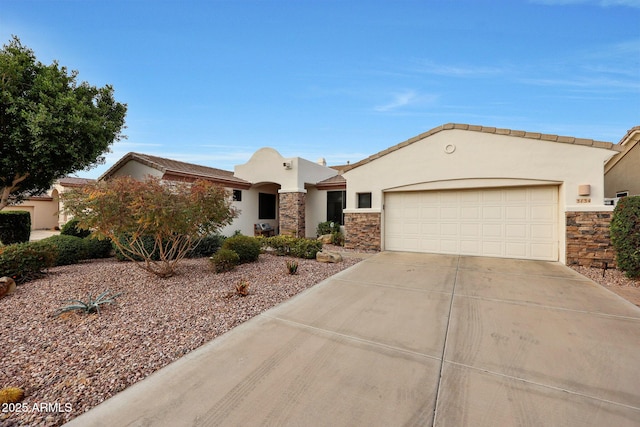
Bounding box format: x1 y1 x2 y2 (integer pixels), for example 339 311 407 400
54 290 123 316
286 260 299 275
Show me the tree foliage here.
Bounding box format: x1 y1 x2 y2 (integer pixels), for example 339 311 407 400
610 196 640 278
0 36 127 209
62 176 238 277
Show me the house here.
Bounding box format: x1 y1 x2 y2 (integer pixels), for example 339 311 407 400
340 123 623 267
7 122 636 267
0 177 95 230
98 150 344 238
604 126 640 199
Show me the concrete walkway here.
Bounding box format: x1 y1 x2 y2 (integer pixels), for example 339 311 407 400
65 252 640 427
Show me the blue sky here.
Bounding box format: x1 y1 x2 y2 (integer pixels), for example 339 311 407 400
2 0 639 178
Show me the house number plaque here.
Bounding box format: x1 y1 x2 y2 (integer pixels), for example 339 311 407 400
576 198 591 204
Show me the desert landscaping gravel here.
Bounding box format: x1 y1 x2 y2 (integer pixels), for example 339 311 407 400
0 253 361 426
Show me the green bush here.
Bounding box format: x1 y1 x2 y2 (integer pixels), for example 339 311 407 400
291 238 323 259
331 231 344 246
42 235 88 266
262 235 297 256
222 235 261 263
263 235 323 259
0 211 31 244
611 196 640 278
84 236 113 259
187 234 225 258
0 241 57 283
210 248 240 273
316 221 340 236
60 219 91 238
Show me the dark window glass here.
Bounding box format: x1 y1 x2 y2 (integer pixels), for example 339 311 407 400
357 192 372 209
259 193 277 219
327 190 346 225
233 190 242 201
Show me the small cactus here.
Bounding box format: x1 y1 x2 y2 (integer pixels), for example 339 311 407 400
0 387 25 404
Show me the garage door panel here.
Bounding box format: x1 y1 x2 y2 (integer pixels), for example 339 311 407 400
384 187 559 261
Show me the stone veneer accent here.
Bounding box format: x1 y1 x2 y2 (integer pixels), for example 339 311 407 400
566 211 616 268
344 212 381 251
279 192 306 238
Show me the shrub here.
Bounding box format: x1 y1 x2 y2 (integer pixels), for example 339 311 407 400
210 248 240 273
84 236 113 259
331 231 345 246
316 221 340 236
113 234 162 262
62 176 237 278
187 234 225 258
291 238 323 259
611 196 640 278
222 235 261 263
0 211 31 244
60 219 91 238
235 281 250 296
262 235 297 256
41 235 87 266
0 241 57 283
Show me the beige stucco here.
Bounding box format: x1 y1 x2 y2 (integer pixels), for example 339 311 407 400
107 160 164 181
343 128 618 262
605 137 640 198
2 194 59 230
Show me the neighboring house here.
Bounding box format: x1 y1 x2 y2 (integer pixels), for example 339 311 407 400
604 126 640 199
99 150 343 238
341 123 623 266
0 177 95 230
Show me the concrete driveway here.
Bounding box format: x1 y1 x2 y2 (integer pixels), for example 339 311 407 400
65 252 640 427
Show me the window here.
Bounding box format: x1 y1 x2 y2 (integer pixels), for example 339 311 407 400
327 190 346 225
233 190 242 201
259 192 277 219
357 192 372 209
616 191 629 198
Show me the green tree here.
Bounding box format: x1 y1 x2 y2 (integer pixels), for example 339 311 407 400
62 176 238 278
0 36 127 209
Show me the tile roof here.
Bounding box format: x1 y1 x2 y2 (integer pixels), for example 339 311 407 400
605 125 640 173
57 177 96 187
100 152 251 188
316 174 346 190
343 123 623 172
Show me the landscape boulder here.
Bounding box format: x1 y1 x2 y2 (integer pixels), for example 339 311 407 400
316 251 342 263
0 277 17 299
317 234 333 244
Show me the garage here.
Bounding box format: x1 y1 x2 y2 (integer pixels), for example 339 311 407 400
384 186 559 261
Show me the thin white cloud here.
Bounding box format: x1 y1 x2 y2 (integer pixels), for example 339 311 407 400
374 91 438 112
412 60 507 77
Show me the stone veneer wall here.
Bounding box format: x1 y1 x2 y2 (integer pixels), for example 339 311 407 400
566 211 616 268
279 192 306 238
344 212 381 251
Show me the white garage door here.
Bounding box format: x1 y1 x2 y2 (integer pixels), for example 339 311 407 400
384 186 559 261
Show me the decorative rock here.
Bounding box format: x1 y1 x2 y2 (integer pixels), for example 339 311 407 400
316 251 342 263
0 276 17 299
317 234 333 244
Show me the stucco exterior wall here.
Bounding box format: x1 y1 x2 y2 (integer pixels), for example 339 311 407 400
605 143 640 197
3 198 59 230
109 160 163 180
343 129 616 212
220 184 279 237
342 129 618 262
305 187 328 237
